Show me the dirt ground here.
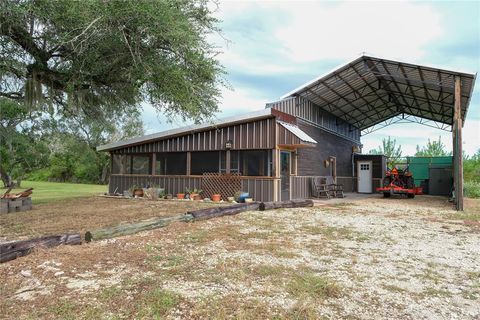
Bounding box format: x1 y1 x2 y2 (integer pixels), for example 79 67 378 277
0 195 479 319
0 197 223 242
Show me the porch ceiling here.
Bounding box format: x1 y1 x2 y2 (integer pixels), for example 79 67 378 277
281 55 476 132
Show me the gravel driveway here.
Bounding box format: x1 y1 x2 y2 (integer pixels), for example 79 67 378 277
1 195 479 319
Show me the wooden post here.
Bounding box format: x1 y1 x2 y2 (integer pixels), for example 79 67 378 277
454 76 463 211
226 150 231 174
330 156 337 184
151 153 156 175
186 152 191 176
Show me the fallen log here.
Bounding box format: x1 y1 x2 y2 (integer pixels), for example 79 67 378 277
0 233 81 263
187 202 260 220
259 199 314 211
84 214 193 242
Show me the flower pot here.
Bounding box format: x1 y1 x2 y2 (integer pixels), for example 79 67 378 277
177 193 185 199
190 193 202 201
212 194 221 202
133 188 144 197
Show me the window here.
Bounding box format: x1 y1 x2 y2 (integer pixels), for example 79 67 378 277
191 151 219 175
156 153 186 175
132 155 151 174
239 150 270 176
112 154 130 174
112 154 151 174
360 163 370 171
220 151 240 173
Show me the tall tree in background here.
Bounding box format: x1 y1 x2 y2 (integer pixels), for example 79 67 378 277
0 0 225 186
0 98 49 187
369 136 403 168
415 136 451 157
0 0 225 123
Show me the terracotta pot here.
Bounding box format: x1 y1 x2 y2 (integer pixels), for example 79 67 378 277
133 189 144 197
190 193 201 200
177 193 185 199
212 194 221 202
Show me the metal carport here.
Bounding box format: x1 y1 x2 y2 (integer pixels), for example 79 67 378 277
281 55 476 210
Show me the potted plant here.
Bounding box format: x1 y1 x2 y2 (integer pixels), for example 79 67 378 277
186 188 203 201
176 192 185 199
129 185 144 197
211 193 221 202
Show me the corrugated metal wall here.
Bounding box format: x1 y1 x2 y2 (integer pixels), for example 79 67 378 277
277 125 302 146
241 178 277 202
266 96 361 142
290 176 354 199
109 174 277 202
295 121 356 177
111 118 276 154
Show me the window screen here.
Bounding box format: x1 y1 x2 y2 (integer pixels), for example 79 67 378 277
220 151 240 173
112 154 131 174
239 150 269 176
156 153 187 175
131 155 151 174
191 151 220 175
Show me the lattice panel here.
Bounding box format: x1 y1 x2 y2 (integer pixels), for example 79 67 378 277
202 172 242 200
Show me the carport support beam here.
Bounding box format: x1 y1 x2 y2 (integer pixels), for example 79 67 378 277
454 76 463 211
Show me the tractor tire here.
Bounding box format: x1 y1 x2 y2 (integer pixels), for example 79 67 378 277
383 177 391 187
407 193 415 199
406 176 415 189
383 192 391 198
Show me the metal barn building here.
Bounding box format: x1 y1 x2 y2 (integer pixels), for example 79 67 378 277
98 55 476 210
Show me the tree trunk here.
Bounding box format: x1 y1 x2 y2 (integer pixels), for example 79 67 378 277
259 199 314 211
0 234 81 263
0 164 13 188
186 202 260 220
85 214 193 242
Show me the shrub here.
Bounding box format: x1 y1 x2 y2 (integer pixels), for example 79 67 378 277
464 180 480 198
27 168 52 181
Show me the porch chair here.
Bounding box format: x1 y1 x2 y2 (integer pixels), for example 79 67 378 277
326 176 344 198
311 177 330 199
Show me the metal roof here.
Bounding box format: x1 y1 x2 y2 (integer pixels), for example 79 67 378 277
281 55 476 133
278 121 317 144
97 109 273 151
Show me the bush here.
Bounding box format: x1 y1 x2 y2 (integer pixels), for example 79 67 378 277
464 180 480 198
27 168 52 181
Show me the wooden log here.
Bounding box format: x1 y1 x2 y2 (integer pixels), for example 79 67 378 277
0 234 81 263
259 199 314 211
84 214 194 242
1 187 12 198
187 202 260 220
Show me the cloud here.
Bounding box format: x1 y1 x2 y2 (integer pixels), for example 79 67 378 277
140 0 479 157
273 1 444 62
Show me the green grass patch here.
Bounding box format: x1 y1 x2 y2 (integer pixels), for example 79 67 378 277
287 272 340 300
47 301 77 320
138 288 179 318
446 211 480 221
7 180 107 204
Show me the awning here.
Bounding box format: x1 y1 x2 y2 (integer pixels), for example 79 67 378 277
278 121 317 145
281 55 476 134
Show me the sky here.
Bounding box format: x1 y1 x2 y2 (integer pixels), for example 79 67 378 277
142 0 480 156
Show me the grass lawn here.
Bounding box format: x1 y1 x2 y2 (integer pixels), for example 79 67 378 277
5 180 107 204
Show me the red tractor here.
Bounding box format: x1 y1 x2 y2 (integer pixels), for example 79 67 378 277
376 166 422 198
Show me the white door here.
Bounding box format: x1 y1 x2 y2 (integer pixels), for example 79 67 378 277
357 161 372 193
